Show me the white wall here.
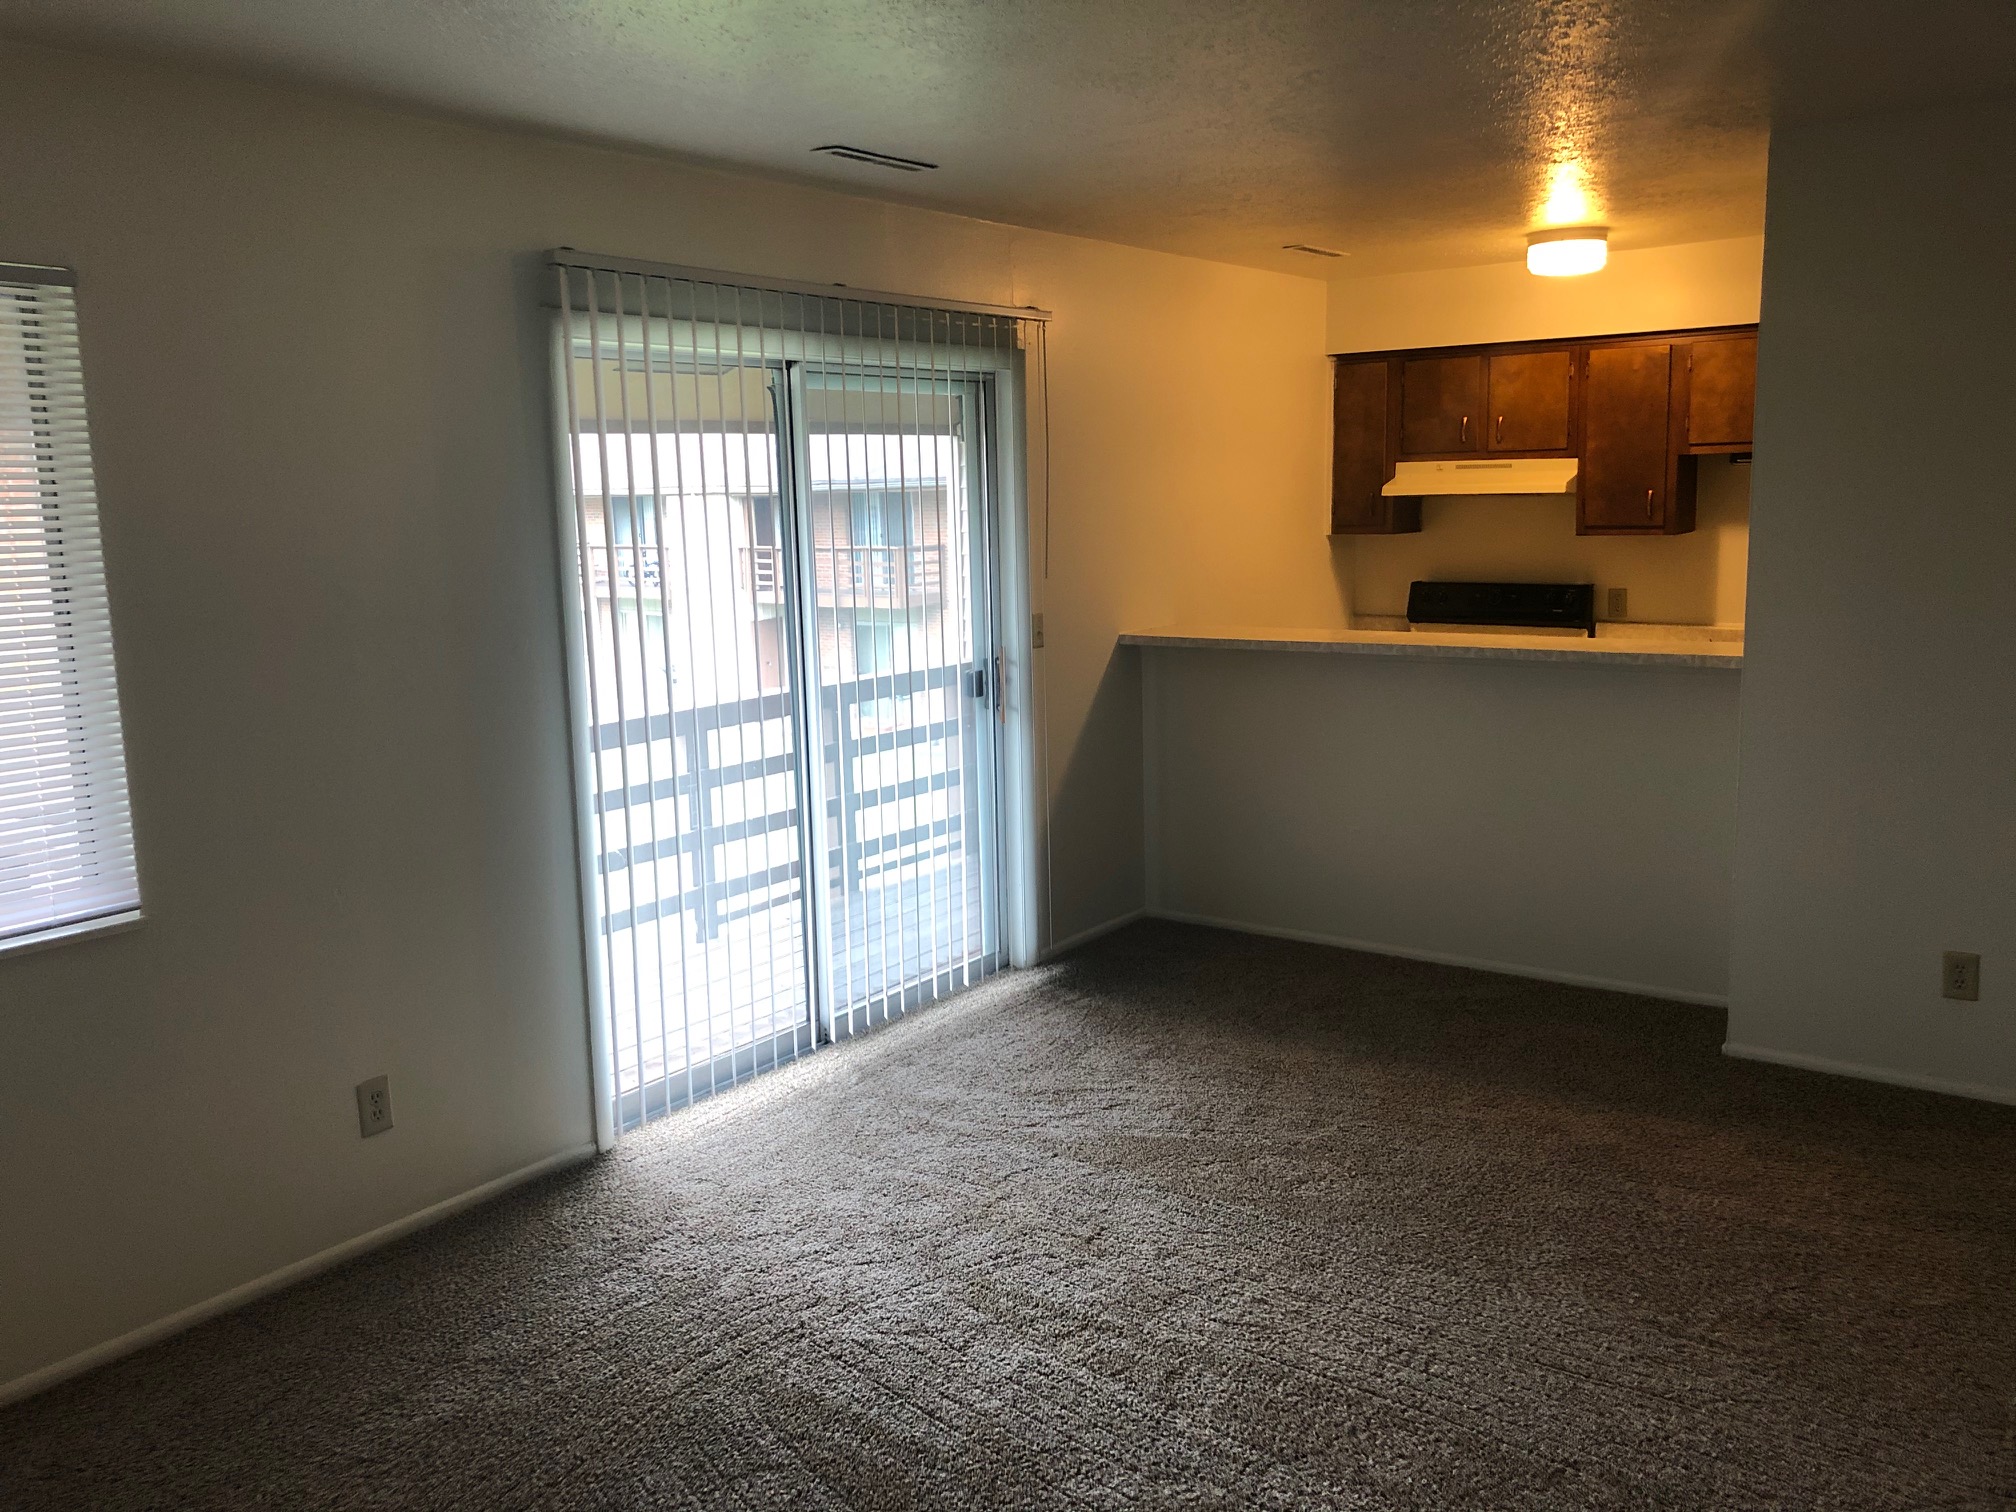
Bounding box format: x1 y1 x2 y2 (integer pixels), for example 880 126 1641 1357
0 42 1328 1392
1726 98 2016 1101
1146 650 1741 1001
1327 236 1764 354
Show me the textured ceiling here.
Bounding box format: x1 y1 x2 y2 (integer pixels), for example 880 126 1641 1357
1 1 2011 277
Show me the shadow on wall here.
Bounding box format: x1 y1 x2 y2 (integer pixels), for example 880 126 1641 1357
1328 534 1355 621
1046 643 1146 947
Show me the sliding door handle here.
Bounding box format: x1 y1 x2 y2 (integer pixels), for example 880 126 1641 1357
969 655 1002 708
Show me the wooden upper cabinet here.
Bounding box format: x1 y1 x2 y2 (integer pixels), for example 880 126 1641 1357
1400 355 1484 455
1400 350 1572 455
1331 359 1418 535
1579 343 1683 534
1684 335 1757 449
1486 349 1574 452
1331 323 1750 538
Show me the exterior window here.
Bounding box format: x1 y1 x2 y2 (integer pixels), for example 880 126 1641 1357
850 489 910 547
853 614 895 675
607 495 657 546
0 266 139 952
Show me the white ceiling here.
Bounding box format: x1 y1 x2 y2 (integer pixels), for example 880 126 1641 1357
2 1 2012 278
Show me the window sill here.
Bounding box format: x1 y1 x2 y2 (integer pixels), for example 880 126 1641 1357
0 910 144 962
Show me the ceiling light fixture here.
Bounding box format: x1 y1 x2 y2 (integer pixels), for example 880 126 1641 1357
1526 225 1609 277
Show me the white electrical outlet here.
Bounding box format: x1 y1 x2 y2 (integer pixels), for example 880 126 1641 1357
1605 587 1628 621
356 1074 394 1137
1942 951 1981 1002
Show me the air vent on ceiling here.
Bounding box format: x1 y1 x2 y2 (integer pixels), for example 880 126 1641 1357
813 145 938 172
1281 243 1348 259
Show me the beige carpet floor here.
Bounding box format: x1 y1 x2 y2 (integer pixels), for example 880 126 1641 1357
5 921 2015 1509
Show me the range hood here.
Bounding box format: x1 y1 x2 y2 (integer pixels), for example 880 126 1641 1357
1382 459 1579 496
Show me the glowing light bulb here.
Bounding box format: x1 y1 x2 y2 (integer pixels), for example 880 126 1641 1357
1526 226 1609 277
1540 159 1595 227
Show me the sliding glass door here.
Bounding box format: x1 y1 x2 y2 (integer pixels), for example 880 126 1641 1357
554 269 1022 1133
796 367 1001 1040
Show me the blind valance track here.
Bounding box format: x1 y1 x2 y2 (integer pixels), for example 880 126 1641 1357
546 249 1050 330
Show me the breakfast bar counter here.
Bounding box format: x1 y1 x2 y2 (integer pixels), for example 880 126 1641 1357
1120 624 1743 669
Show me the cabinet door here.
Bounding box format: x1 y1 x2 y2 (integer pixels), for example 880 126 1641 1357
1685 335 1757 448
1400 355 1484 455
1580 344 1675 532
1332 359 1416 533
1486 349 1573 452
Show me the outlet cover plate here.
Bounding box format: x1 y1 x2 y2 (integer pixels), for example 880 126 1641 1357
1942 951 1981 1002
356 1074 394 1137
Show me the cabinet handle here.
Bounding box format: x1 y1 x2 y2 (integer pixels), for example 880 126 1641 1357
1496 414 1504 443
1646 488 1656 517
1461 414 1469 444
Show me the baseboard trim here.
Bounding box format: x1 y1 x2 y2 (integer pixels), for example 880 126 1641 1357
1148 909 1729 1007
0 1142 598 1409
1722 1042 2016 1106
1042 908 1147 961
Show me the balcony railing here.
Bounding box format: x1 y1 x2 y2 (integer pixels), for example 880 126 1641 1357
589 664 980 943
740 545 945 608
589 543 947 609
587 544 663 599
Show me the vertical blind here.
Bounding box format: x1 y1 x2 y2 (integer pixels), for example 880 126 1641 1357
0 266 138 945
551 254 1044 1132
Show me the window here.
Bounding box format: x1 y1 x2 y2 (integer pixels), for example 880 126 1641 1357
852 613 896 675
606 495 657 546
1 265 138 950
847 489 911 547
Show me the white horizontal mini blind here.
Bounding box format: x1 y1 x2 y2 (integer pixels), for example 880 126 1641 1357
0 267 138 945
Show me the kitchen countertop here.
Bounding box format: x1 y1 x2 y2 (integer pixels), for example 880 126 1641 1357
1119 624 1744 668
